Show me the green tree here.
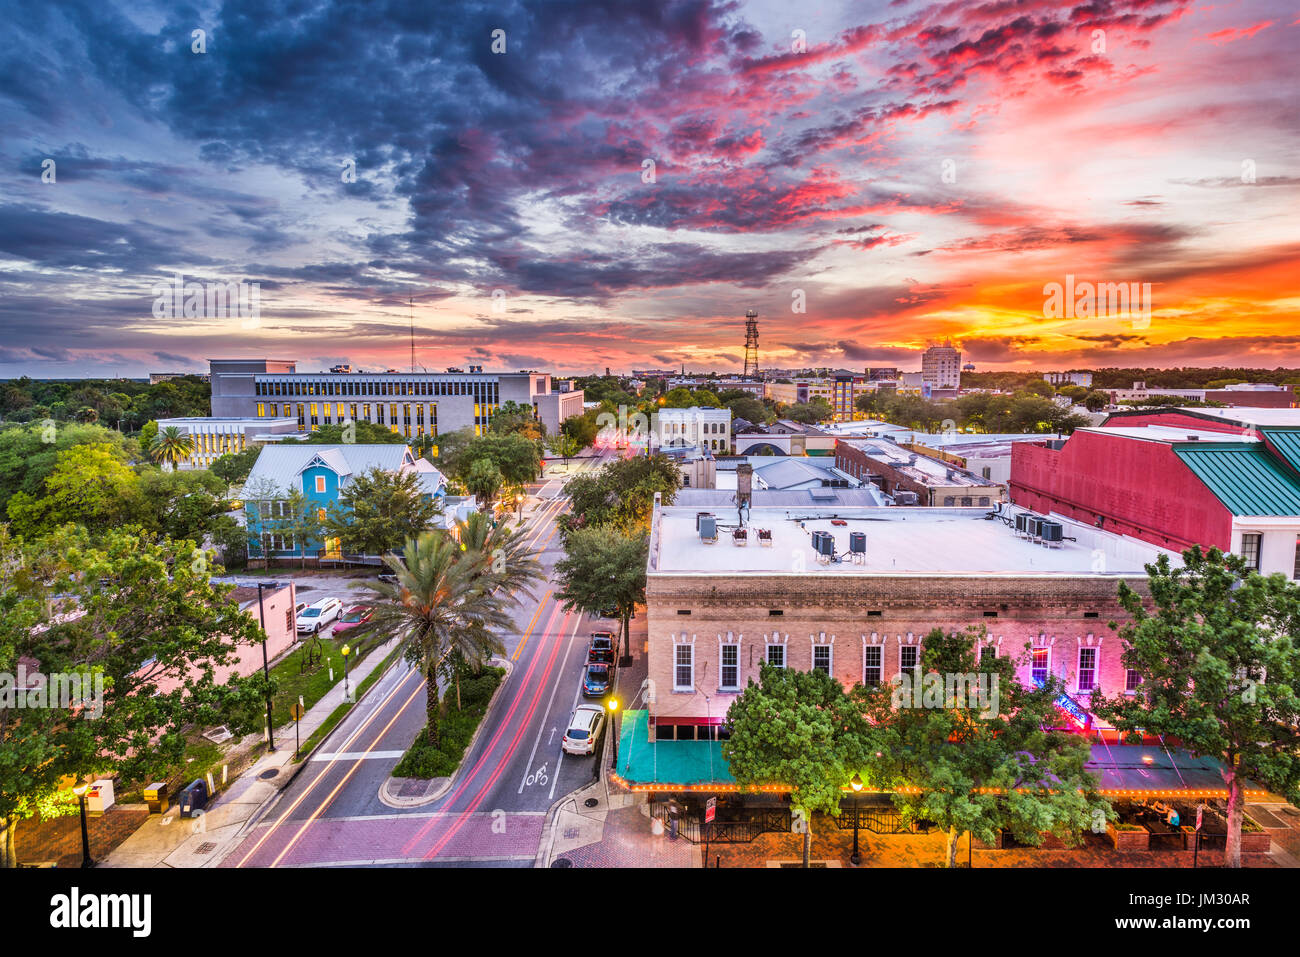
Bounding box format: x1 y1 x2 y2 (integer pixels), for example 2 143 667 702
210 446 262 488
858 628 1110 867
0 421 132 514
725 395 768 425
489 400 546 441
6 444 141 538
135 467 228 543
282 420 406 444
1084 390 1111 412
554 525 648 658
546 433 581 468
1091 546 1300 868
0 526 269 867
149 425 194 467
561 453 680 534
324 467 441 556
464 457 504 505
724 664 875 867
138 419 158 457
287 489 326 568
561 412 599 449
781 398 834 424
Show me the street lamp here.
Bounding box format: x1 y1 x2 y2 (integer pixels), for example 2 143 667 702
72 785 93 868
607 698 620 770
256 582 279 752
849 773 864 866
342 644 352 701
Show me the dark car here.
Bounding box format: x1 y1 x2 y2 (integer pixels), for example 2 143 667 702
587 632 615 664
582 662 613 698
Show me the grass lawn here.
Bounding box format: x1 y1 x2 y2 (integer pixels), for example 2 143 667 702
392 667 505 779
268 631 384 731
297 643 404 756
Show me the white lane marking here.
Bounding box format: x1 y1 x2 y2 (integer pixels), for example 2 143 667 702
311 750 406 761
517 613 584 794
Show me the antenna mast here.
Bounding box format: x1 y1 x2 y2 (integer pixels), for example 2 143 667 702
742 309 760 379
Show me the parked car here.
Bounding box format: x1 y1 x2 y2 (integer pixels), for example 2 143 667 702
582 662 613 698
587 632 615 664
561 705 606 755
377 573 398 585
332 605 373 635
296 597 343 634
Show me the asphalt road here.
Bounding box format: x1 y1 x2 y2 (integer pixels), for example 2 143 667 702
221 448 623 867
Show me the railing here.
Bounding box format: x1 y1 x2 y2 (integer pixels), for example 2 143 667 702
649 803 791 844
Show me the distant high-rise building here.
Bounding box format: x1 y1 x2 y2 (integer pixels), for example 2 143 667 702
921 340 962 391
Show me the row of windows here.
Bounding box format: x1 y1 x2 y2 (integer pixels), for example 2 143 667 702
256 378 500 400
257 402 445 437
672 642 1135 694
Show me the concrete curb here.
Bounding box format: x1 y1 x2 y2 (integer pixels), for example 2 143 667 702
376 656 514 809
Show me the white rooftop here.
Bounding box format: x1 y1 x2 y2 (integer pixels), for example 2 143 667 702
1078 426 1260 444
1182 408 1300 427
840 438 999 488
650 505 1179 577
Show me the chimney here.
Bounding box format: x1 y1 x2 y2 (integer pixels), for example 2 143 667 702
737 463 754 519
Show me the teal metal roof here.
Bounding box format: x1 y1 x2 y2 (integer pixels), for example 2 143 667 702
1175 443 1300 515
1260 428 1300 479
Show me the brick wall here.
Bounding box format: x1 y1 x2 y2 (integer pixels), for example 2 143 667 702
646 572 1146 723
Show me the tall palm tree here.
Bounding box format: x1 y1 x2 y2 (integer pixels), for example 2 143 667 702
361 520 540 745
149 425 194 468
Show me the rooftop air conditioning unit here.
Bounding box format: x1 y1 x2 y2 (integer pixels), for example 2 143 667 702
756 528 773 546
699 514 718 543
811 530 835 562
732 527 748 547
1039 520 1064 547
848 531 866 564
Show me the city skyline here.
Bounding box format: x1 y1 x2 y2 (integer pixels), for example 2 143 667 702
1 0 1296 378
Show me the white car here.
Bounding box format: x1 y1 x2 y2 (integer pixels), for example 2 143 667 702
296 597 343 634
561 705 606 756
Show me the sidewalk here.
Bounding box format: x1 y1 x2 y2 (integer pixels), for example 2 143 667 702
101 635 403 868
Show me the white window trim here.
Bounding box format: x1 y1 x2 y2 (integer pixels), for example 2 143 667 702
862 642 883 686
672 633 696 692
811 632 834 675
764 632 788 669
1076 645 1098 693
717 631 740 692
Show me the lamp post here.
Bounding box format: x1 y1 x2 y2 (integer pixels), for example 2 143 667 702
72 785 93 868
342 644 352 702
256 582 278 752
849 773 864 866
607 698 620 770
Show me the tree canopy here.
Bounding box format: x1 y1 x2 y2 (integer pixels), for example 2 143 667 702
1091 546 1300 868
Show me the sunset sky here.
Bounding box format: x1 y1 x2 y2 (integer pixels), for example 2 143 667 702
1 0 1297 378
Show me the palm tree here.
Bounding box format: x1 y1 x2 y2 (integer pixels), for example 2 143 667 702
149 425 194 468
360 518 541 745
